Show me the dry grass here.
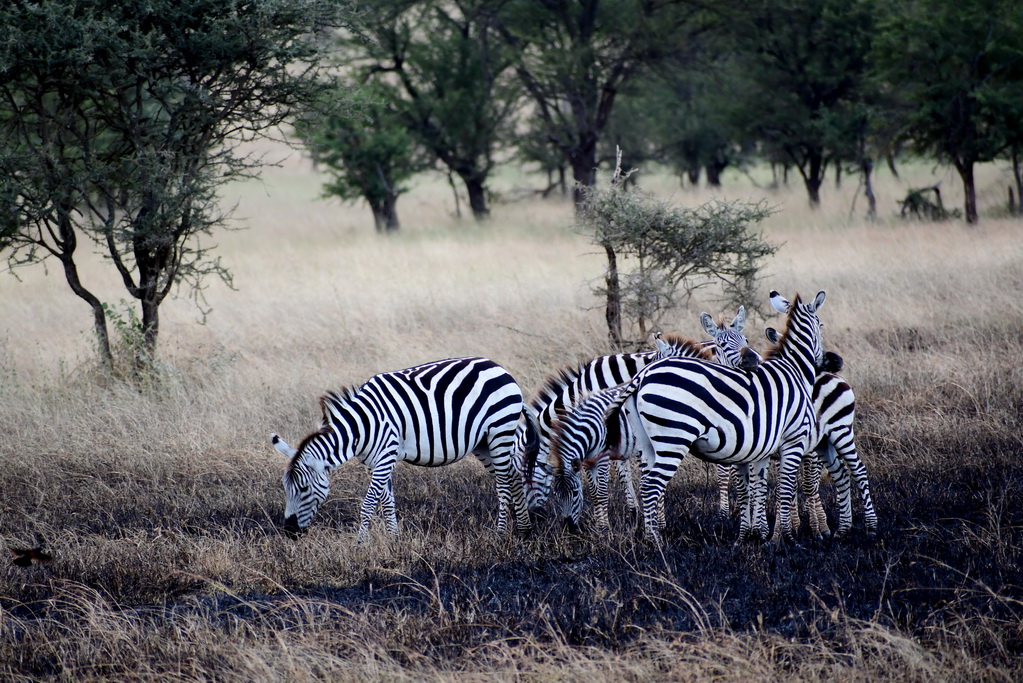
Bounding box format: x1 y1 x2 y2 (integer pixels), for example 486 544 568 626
2 145 1022 680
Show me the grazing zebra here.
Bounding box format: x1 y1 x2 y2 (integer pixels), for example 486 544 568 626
271 356 531 541
549 309 761 530
593 290 828 546
749 327 878 537
519 334 714 514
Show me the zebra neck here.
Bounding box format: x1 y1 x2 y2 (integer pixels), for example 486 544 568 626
776 331 817 386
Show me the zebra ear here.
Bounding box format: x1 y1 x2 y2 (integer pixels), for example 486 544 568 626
769 290 790 314
730 306 747 333
700 312 718 337
810 290 826 312
653 333 671 355
271 433 297 457
765 327 780 344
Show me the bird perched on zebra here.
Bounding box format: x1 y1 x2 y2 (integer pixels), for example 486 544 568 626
518 333 715 517
590 290 829 546
271 356 531 541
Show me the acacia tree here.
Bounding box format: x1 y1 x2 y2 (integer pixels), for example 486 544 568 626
495 0 718 211
341 0 521 221
872 0 1023 223
0 0 348 371
580 152 776 349
295 84 429 232
729 0 875 207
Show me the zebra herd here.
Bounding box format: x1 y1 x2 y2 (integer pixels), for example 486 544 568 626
271 288 877 546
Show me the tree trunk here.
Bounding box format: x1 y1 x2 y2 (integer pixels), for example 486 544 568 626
686 166 700 187
705 160 725 187
799 150 825 207
56 211 113 369
862 159 877 221
1013 146 1023 216
570 147 598 212
140 295 159 373
954 159 978 224
602 240 623 350
463 176 490 221
370 195 400 233
886 152 899 179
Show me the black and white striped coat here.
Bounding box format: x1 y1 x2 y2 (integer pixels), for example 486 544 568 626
272 357 530 540
519 334 714 513
548 309 758 530
601 291 827 545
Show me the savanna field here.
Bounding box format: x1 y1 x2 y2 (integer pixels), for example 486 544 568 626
2 144 1022 680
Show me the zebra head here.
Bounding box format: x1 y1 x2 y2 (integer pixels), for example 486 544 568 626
768 290 827 375
547 414 590 531
272 431 333 538
700 306 762 371
766 327 844 374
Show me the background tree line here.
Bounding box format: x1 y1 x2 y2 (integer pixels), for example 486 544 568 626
2 0 1022 372
297 0 1022 228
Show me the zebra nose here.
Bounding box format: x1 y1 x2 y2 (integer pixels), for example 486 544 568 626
283 515 305 539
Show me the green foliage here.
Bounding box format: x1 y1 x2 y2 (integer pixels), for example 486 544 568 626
871 0 1023 221
728 0 876 203
339 0 522 221
0 0 350 368
295 84 426 231
496 0 716 207
579 167 776 343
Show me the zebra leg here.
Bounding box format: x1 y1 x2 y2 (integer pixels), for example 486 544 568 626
639 454 685 546
735 464 753 542
818 438 853 537
771 446 804 543
616 458 640 518
358 459 398 542
381 478 398 536
592 457 611 532
830 426 878 536
750 460 770 541
715 464 733 517
801 451 829 539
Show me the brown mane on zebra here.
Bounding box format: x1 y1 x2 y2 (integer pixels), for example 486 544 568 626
653 331 716 360
287 387 361 465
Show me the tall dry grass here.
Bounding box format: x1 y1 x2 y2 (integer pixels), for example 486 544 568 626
1 145 1022 680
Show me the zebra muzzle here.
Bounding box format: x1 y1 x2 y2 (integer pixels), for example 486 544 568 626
283 515 306 539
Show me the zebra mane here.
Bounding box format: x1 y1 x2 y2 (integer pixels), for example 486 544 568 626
762 292 804 362
286 387 360 463
654 332 716 360
528 366 584 414
319 386 359 413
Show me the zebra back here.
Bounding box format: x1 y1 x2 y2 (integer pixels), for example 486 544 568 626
521 334 712 509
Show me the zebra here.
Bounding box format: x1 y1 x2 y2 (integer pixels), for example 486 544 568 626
593 290 828 546
548 308 762 530
519 333 714 516
270 356 531 541
750 326 878 537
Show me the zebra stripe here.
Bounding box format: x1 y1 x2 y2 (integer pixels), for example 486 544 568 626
519 334 713 512
548 309 758 530
603 290 827 546
272 356 530 541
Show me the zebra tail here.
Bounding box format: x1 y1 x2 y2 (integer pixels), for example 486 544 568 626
521 408 542 487
602 373 642 453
